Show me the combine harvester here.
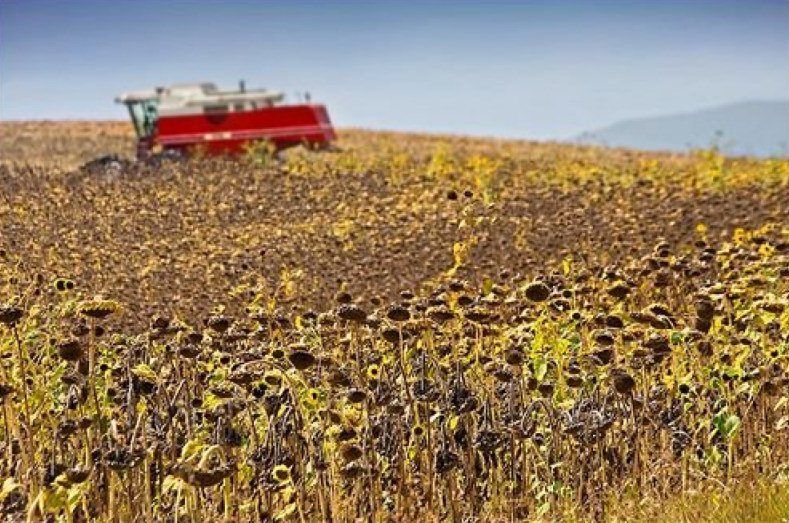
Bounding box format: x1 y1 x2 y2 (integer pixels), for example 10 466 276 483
112 81 336 162
83 81 335 174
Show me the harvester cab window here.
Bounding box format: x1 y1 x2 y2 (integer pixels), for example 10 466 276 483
126 99 158 138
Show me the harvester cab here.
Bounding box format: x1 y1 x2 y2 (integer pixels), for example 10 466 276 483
115 81 335 160
116 88 160 158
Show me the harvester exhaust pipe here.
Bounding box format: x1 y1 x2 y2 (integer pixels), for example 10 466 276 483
239 80 246 93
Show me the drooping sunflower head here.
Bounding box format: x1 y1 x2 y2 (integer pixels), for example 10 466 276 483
271 464 291 485
78 299 120 320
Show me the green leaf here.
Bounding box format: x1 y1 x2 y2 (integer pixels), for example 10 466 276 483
723 414 741 438
533 355 548 381
712 409 741 440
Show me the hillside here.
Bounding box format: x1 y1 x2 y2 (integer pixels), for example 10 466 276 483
578 100 789 157
2 121 786 325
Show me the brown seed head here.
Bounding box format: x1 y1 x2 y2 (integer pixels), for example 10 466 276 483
386 305 411 322
0 306 23 326
524 281 551 302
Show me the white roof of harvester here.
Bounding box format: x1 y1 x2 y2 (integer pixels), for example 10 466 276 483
116 82 285 115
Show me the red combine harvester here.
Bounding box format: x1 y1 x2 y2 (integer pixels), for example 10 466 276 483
116 81 336 159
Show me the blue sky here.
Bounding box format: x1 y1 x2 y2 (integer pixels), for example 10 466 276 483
1 0 787 139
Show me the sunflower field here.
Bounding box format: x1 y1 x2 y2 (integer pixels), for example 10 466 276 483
0 121 787 522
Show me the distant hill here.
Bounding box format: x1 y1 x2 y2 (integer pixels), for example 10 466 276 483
577 100 789 157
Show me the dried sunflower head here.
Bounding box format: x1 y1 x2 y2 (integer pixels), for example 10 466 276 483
346 389 367 404
78 299 119 320
56 338 84 362
340 443 363 462
606 281 631 299
386 305 411 322
288 349 317 370
206 315 232 333
611 370 636 395
0 306 23 326
427 306 455 323
523 281 551 302
271 464 291 485
337 304 368 323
